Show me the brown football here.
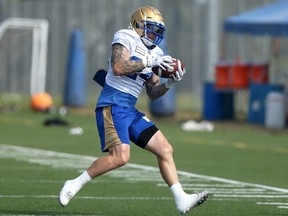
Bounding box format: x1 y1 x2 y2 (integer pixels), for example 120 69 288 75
152 58 185 78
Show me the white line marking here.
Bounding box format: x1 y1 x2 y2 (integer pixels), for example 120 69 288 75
0 194 172 200
179 183 246 188
257 202 288 205
0 179 63 184
177 170 288 193
0 143 288 210
214 194 288 198
1 143 287 193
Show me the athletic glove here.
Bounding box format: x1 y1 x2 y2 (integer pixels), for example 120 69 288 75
142 54 173 70
165 67 186 88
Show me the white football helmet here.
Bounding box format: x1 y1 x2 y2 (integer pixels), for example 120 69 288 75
130 6 165 47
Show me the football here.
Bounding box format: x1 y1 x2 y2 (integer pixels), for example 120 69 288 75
152 58 185 78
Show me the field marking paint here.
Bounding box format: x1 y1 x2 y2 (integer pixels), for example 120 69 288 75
214 194 288 198
0 143 288 210
257 202 288 205
0 195 172 200
176 170 288 193
1 194 288 201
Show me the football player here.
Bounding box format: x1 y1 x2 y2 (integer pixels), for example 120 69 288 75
59 6 209 214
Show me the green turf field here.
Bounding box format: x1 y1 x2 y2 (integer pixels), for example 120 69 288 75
0 106 288 215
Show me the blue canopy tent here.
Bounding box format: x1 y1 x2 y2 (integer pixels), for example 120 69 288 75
222 0 288 126
224 0 288 37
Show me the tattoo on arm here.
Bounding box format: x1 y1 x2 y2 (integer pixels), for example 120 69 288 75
111 44 145 75
146 75 169 100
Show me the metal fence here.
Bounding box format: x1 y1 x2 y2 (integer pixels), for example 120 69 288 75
0 0 276 107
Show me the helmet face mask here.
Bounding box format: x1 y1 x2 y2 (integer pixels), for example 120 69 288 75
142 20 165 47
130 6 165 47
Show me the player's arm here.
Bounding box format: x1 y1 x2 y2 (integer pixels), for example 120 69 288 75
111 43 145 76
145 74 169 100
111 43 174 76
146 66 186 100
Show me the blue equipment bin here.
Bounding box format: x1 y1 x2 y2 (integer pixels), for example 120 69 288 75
203 82 234 120
248 83 283 125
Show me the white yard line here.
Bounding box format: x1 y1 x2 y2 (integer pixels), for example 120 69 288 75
1 143 287 193
257 202 288 205
0 195 172 200
0 143 288 210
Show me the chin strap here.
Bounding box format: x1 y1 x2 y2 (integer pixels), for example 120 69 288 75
140 37 155 49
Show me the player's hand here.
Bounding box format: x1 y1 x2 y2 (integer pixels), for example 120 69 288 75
173 66 186 81
143 54 173 70
164 67 186 88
